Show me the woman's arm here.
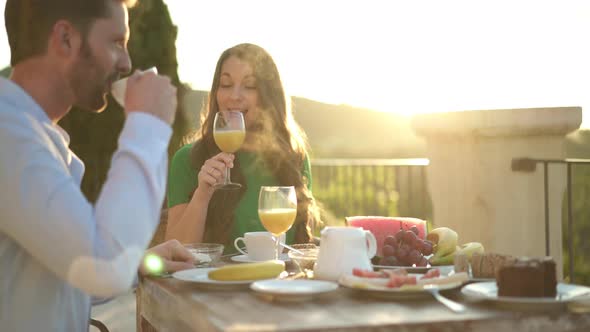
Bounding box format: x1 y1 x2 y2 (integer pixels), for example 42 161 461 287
165 152 234 243
165 191 210 243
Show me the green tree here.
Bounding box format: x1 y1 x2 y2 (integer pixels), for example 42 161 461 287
58 0 190 203
563 130 590 285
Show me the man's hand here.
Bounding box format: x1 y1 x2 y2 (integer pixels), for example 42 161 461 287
139 239 195 276
125 70 178 125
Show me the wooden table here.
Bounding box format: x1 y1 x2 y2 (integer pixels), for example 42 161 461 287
137 272 590 332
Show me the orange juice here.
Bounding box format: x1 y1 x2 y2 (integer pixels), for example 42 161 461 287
259 208 297 235
213 130 246 153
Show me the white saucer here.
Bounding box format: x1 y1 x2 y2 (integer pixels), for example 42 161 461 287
231 254 290 263
251 279 338 301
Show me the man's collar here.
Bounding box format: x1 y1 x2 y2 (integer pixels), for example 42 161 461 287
0 76 71 144
0 76 52 125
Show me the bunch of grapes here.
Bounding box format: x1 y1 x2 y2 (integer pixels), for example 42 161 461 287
378 226 434 267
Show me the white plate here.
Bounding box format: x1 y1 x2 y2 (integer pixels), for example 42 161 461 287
339 273 466 300
373 264 454 275
231 254 290 263
172 268 257 290
461 281 590 310
251 279 338 302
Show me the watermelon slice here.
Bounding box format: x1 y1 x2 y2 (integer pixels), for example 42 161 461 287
345 216 427 257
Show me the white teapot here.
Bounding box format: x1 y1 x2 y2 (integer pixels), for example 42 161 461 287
313 226 377 281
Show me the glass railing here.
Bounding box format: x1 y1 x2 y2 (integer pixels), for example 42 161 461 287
311 158 432 226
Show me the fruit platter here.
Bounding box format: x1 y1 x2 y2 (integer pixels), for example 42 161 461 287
347 217 484 273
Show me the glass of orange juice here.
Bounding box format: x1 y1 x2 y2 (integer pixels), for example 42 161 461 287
213 110 246 190
258 186 297 260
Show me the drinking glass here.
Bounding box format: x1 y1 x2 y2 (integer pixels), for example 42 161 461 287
213 111 246 190
258 186 297 260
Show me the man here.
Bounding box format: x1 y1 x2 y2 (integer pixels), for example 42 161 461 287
0 0 194 330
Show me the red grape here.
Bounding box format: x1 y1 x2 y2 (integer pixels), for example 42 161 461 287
384 235 398 247
403 230 417 245
379 255 400 266
407 249 421 265
416 256 428 267
398 244 410 260
421 240 433 255
380 228 432 267
394 230 404 243
411 239 423 250
382 244 396 257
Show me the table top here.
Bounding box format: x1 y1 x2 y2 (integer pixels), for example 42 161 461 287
137 270 590 332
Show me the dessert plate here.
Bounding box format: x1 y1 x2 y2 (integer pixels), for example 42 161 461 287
461 282 590 310
250 279 338 302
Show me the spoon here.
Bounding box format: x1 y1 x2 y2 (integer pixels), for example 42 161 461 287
279 242 305 255
424 285 467 313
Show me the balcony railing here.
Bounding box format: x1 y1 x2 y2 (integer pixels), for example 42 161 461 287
512 157 590 284
311 158 432 223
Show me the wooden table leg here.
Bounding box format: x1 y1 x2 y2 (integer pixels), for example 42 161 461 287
136 280 158 332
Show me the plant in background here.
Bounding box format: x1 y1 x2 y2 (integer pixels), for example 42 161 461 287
58 0 190 203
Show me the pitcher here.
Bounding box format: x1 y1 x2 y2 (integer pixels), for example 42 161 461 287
314 226 377 281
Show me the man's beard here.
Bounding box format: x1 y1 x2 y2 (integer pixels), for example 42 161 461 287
69 41 117 112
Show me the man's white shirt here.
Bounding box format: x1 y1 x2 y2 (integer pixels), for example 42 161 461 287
0 77 171 331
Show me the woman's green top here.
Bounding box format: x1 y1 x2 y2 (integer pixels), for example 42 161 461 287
167 143 312 248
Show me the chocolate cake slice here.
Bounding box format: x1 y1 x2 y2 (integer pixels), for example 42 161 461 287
497 257 557 298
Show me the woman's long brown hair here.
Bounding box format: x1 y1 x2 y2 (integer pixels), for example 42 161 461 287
190 43 321 247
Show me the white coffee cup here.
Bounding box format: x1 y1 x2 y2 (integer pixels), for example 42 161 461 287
234 231 286 261
110 66 158 107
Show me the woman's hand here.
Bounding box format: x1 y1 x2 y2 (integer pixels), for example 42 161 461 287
165 153 234 244
196 152 235 196
139 239 195 276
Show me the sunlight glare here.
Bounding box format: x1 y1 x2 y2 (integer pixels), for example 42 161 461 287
164 0 590 124
143 254 164 275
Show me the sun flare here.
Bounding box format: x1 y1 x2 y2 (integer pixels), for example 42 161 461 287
1 0 588 123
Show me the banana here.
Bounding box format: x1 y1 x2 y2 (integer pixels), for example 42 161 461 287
429 250 456 265
208 260 285 281
429 242 485 266
426 227 458 258
455 242 484 258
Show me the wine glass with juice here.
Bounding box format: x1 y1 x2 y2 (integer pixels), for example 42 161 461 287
213 111 246 190
258 186 297 260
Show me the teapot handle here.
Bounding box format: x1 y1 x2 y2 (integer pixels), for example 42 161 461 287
364 231 377 259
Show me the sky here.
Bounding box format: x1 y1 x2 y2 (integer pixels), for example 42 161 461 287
1 0 590 124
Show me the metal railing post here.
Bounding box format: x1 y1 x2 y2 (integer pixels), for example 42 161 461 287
511 157 590 284
567 163 574 283
543 162 550 256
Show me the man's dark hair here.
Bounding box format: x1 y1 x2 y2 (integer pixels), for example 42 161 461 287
4 0 137 66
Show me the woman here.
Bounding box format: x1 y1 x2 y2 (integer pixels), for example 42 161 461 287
165 43 320 250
